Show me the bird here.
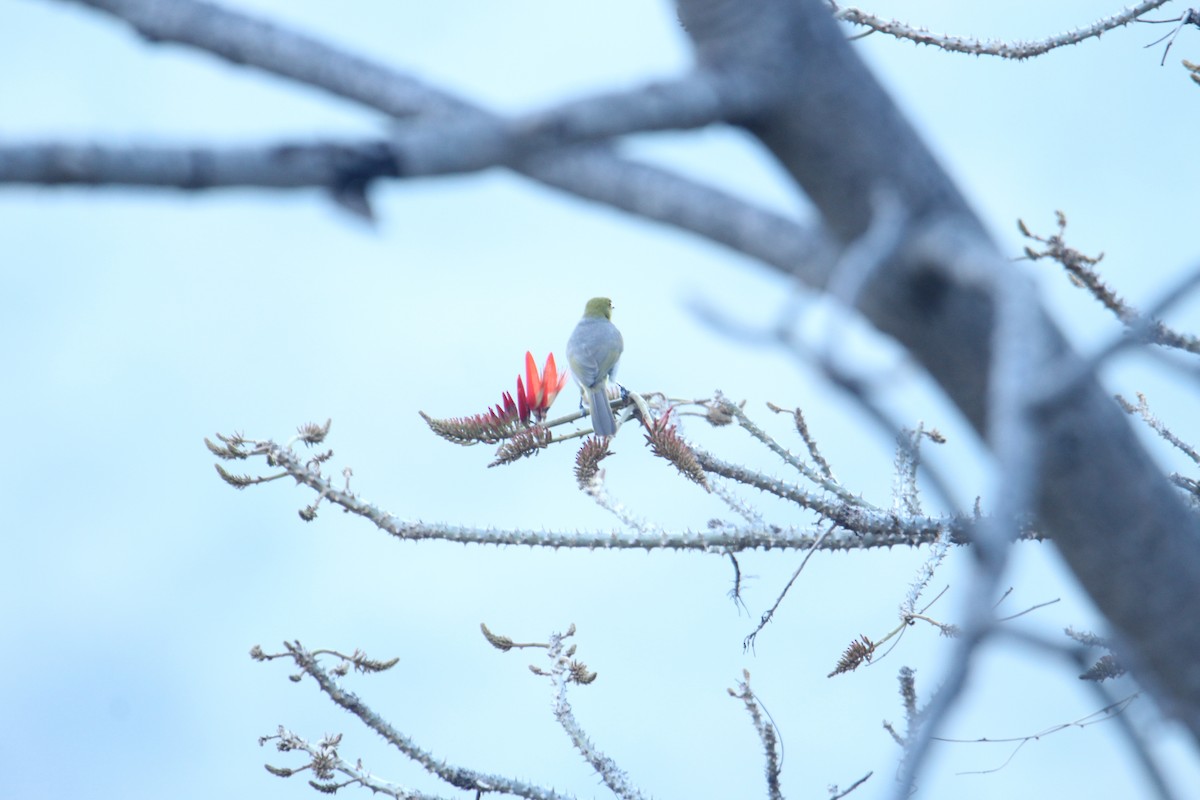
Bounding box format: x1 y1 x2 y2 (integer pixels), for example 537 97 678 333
566 297 624 437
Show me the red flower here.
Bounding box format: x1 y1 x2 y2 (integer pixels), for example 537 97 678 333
486 353 569 426
522 351 568 422
488 390 520 424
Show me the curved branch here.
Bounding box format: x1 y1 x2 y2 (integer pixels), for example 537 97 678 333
48 0 833 276
277 642 578 800
830 0 1175 59
66 0 471 118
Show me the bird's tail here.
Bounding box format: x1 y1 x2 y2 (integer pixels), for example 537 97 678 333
588 385 617 436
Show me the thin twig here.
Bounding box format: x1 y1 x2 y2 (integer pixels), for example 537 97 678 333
830 1 1174 59
744 523 836 651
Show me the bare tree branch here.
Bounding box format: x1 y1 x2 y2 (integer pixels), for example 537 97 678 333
40 0 835 277
229 432 993 551
541 630 644 800
677 0 1200 763
263 642 578 800
830 0 1175 59
0 140 396 190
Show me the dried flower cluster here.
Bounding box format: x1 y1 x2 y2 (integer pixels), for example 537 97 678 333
574 436 613 487
644 408 710 490
1080 654 1127 682
489 424 552 467
829 635 876 677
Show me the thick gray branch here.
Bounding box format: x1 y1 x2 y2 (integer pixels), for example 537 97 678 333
0 140 396 189
677 0 1200 742
70 0 471 118
0 136 828 275
45 0 831 276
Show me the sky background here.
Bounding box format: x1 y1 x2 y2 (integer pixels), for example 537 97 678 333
4 1 1200 798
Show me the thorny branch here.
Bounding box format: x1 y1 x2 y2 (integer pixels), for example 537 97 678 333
211 403 1048 553
830 1 1175 60
253 641 578 800
729 670 784 800
1019 212 1200 355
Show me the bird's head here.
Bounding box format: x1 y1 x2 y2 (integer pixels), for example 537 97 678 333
583 297 614 320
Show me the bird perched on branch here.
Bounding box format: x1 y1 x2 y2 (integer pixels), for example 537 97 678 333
566 297 624 437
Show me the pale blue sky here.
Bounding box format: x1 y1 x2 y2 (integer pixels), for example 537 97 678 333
3 1 1200 798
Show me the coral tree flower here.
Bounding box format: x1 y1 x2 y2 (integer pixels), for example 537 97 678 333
425 352 569 447
488 352 567 426
523 351 568 422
